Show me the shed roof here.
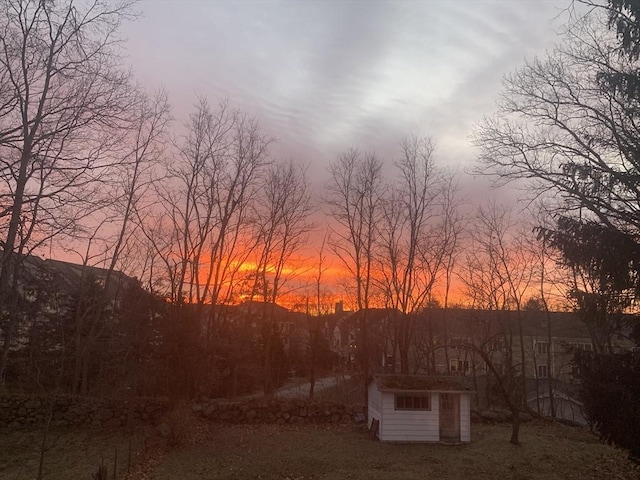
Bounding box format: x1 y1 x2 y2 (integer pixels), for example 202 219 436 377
373 375 473 393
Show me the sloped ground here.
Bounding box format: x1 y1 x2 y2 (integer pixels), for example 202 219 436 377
150 421 638 480
2 418 638 480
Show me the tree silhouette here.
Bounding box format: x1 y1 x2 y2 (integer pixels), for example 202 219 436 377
0 0 137 386
575 348 640 464
477 0 640 452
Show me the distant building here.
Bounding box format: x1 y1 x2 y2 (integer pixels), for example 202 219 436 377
5 253 138 352
334 307 635 424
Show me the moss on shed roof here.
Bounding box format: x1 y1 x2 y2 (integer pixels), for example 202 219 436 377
375 375 471 392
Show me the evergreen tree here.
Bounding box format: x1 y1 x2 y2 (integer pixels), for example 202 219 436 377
575 348 640 464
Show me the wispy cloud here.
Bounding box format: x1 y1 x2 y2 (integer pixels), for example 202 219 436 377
123 0 571 184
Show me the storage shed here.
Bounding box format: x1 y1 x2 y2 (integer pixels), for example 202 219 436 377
368 375 473 443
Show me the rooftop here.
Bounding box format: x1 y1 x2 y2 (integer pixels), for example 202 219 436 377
374 374 473 392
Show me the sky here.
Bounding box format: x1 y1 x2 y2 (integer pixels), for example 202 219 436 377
120 0 574 191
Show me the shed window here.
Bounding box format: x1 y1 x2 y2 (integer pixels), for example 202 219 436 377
395 394 431 410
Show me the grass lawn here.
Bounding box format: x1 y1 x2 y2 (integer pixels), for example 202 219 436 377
152 421 638 480
2 420 638 479
0 425 146 480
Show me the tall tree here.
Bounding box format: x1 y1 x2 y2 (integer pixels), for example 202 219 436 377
304 235 333 398
0 0 137 385
438 172 467 374
69 89 170 395
326 149 383 401
376 136 449 374
248 159 313 394
474 5 640 347
140 98 271 396
475 0 640 446
459 202 537 445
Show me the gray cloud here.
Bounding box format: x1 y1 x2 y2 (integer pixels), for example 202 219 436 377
122 0 572 189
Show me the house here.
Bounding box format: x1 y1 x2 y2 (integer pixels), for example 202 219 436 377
332 307 633 424
368 375 473 443
330 307 400 370
424 307 635 382
1 252 145 392
7 254 139 350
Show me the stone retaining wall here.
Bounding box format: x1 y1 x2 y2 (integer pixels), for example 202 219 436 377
192 397 365 425
0 394 169 428
1 394 366 429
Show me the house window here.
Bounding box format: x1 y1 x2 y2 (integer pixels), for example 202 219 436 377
536 341 548 354
537 364 549 379
566 342 593 352
395 395 431 411
449 359 469 374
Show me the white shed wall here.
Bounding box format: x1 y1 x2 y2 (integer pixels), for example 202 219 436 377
379 391 439 442
460 393 471 443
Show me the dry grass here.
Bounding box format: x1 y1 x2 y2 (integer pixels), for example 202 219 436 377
0 426 145 480
1 420 638 480
153 421 639 480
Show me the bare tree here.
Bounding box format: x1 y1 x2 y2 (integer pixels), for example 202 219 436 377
139 98 271 396
306 235 332 398
69 89 170 395
326 149 383 402
143 99 269 304
0 0 137 385
459 202 537 444
474 11 639 228
376 137 453 374
247 159 314 394
472 329 525 445
438 172 467 373
474 10 640 349
525 206 572 419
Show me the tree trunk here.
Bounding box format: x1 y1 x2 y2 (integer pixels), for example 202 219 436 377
510 408 520 445
546 311 556 418
81 352 90 396
399 346 410 375
309 369 315 399
361 309 370 408
0 326 13 387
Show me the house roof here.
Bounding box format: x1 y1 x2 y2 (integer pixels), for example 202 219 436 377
423 307 598 340
14 253 137 299
336 306 616 341
234 300 307 323
373 374 473 393
42 258 135 296
342 307 401 324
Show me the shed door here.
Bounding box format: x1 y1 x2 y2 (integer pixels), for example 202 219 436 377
439 393 460 442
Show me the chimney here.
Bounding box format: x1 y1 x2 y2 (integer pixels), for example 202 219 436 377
335 300 344 314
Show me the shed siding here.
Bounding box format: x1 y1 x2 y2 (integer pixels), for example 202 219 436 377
367 382 382 436
379 392 439 442
460 393 471 442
